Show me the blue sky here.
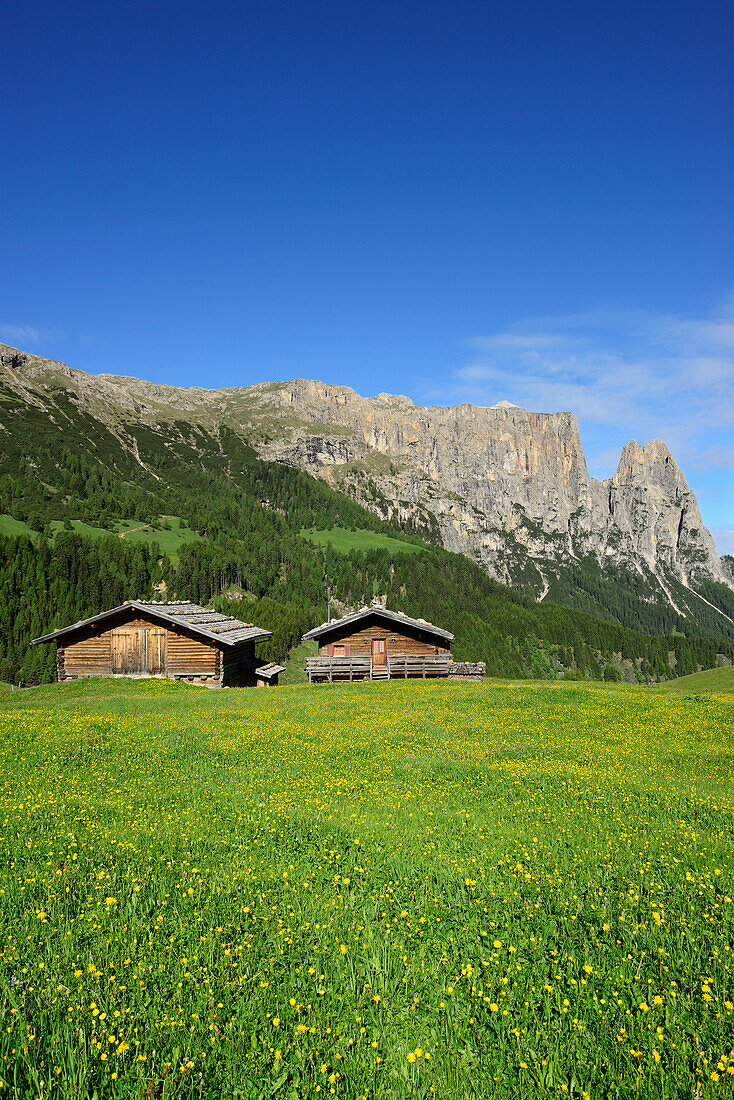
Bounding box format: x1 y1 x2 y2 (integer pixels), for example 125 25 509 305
2 0 732 550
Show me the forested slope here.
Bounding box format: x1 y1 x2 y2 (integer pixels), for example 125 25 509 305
1 373 732 685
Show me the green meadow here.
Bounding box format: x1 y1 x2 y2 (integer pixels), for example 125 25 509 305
0 678 732 1098
300 528 424 556
110 517 201 560
653 665 734 695
281 638 318 685
0 517 38 542
0 515 200 561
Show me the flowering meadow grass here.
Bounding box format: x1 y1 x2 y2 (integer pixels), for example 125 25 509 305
0 677 732 1099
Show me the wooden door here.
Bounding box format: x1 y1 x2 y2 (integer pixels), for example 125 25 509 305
371 638 386 667
112 629 132 673
146 628 166 673
112 627 166 674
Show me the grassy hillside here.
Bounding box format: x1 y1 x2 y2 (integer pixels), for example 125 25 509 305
113 515 200 558
654 665 734 694
301 526 425 555
0 514 38 541
0 514 200 559
49 517 200 558
1 678 731 1098
281 636 318 684
2 374 733 687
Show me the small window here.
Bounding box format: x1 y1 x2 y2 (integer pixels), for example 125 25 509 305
334 645 346 657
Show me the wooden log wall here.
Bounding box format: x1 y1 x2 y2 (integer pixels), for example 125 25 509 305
318 623 448 658
166 631 220 683
221 643 257 687
59 617 224 685
60 628 114 680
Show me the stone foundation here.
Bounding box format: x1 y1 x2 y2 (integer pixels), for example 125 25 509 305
448 661 486 679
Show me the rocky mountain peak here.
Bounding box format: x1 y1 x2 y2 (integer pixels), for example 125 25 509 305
604 437 721 588
252 378 729 602
370 392 414 408
0 342 72 378
615 438 681 484
1 343 730 625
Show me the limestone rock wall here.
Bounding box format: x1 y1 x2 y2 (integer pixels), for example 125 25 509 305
253 379 728 592
2 345 730 606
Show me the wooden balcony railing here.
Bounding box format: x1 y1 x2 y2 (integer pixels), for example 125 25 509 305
387 654 451 678
306 653 453 682
307 656 372 682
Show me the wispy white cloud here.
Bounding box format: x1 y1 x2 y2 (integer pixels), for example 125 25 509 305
79 334 111 350
711 526 734 557
687 443 734 472
0 324 110 356
0 322 61 349
428 297 734 489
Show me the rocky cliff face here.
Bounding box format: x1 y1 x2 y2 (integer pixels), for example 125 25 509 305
244 379 729 598
2 344 731 614
605 439 721 581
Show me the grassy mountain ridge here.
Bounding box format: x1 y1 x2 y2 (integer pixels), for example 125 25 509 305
653 664 734 694
1 367 733 685
3 346 733 637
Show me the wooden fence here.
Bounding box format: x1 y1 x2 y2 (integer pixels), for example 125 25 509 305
307 656 372 682
306 653 452 682
387 654 451 678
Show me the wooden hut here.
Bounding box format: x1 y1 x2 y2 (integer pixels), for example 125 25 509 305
303 605 454 682
31 600 285 688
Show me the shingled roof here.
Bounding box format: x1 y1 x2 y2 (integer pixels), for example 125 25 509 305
255 662 286 680
31 600 272 647
303 605 454 643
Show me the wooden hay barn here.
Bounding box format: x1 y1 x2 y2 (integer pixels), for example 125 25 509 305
31 600 285 688
303 605 454 682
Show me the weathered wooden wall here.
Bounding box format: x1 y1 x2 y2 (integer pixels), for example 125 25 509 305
166 630 219 682
59 615 225 685
111 622 166 675
318 623 448 658
60 628 114 680
221 643 257 687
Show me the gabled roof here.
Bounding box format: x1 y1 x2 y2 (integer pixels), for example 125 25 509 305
302 605 454 643
256 662 286 680
31 600 272 647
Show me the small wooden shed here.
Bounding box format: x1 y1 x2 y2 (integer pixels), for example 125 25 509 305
303 605 454 682
31 600 285 688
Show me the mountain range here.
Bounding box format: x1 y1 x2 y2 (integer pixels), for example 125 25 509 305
1 341 733 640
